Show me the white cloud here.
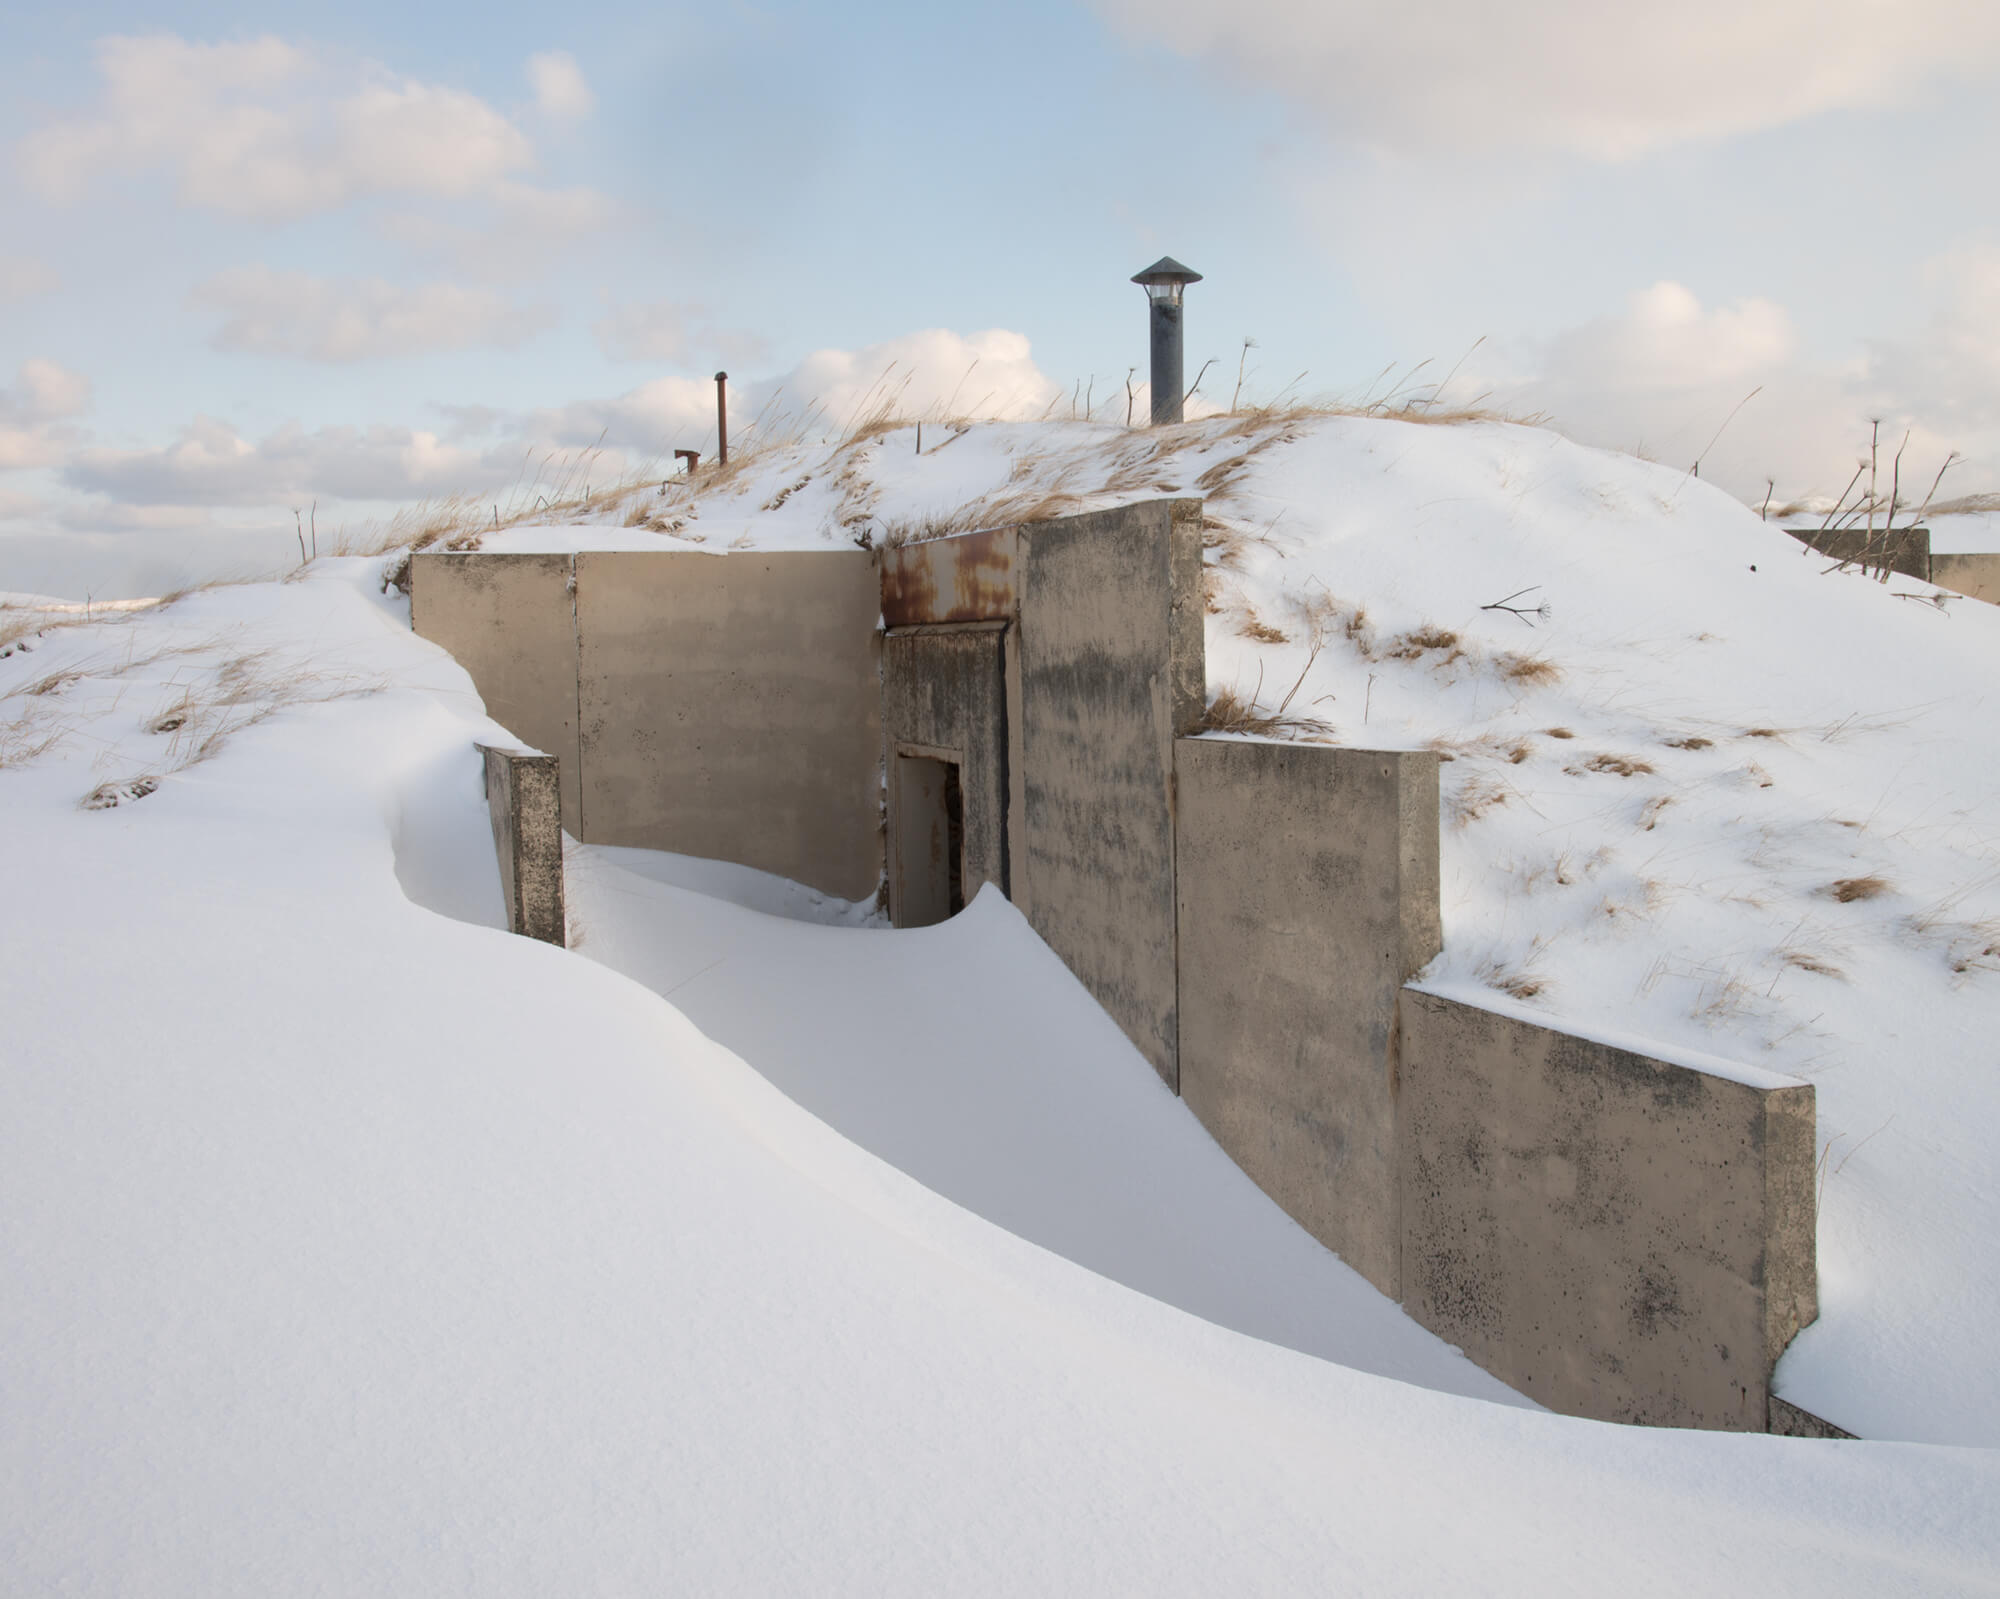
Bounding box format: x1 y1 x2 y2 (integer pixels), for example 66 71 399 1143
192 266 554 361
1092 0 2000 159
9 358 92 420
593 300 702 362
591 299 770 366
64 415 498 507
528 51 595 120
19 33 536 220
1474 278 2000 504
374 181 621 279
1869 246 2000 431
0 359 93 470
0 255 59 304
531 327 1062 454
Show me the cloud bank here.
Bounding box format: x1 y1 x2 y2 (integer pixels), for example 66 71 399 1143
1093 0 2000 158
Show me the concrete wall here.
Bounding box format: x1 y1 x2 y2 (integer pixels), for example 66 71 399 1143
411 553 581 830
571 551 883 902
1782 524 1931 581
1175 739 1441 1298
1931 552 2000 605
1399 991 1818 1430
882 622 1011 914
1016 500 1205 1087
477 742 566 945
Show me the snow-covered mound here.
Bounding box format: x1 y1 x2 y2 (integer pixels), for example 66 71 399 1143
3 539 1998 1592
466 413 2000 1445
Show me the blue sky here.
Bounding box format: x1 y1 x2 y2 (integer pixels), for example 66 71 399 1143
4 0 1999 571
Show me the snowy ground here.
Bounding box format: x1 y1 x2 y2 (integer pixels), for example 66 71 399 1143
456 412 2000 1446
4 554 1999 1592
7 413 2000 1584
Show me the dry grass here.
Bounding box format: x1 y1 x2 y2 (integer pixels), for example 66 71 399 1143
1574 752 1656 778
1450 773 1515 828
1638 795 1673 831
1196 685 1332 740
1238 615 1290 644
1664 735 1713 751
1385 624 1462 662
1496 652 1560 687
1830 875 1890 903
80 776 158 811
1478 943 1552 1002
1544 726 1574 740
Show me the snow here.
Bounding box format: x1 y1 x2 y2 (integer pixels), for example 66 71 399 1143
8 413 2000 1583
4 555 1999 1593
563 850 1529 1405
464 412 2000 1445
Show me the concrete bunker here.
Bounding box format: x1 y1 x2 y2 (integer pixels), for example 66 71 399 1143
413 498 1826 1436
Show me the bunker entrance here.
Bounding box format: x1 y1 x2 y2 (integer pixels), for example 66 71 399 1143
892 753 966 926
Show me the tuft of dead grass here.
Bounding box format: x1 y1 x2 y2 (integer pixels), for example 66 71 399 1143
1830 875 1890 903
1450 773 1515 828
1664 735 1713 751
1238 615 1290 644
81 776 159 810
1478 946 1552 1002
1496 652 1560 687
1574 752 1656 778
1196 685 1332 740
1544 726 1574 740
1385 624 1462 662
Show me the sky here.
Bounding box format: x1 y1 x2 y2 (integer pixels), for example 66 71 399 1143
3 0 1999 576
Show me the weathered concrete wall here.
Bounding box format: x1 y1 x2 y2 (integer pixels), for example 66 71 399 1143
1175 739 1442 1298
1016 500 1205 1087
410 553 582 831
1782 524 1931 581
477 742 566 945
1931 552 2000 605
882 622 1010 917
573 550 883 902
1399 990 1818 1430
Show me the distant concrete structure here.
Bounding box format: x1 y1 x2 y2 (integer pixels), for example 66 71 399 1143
1931 552 2000 605
414 498 1825 1435
476 742 566 945
1782 523 1931 582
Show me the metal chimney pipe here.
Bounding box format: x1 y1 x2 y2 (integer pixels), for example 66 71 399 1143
1131 258 1202 426
714 372 729 465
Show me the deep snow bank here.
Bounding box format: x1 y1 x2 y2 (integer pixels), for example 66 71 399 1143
3 534 1999 1591
463 413 2000 1444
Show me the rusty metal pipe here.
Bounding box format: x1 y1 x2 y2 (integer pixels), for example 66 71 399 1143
715 371 728 466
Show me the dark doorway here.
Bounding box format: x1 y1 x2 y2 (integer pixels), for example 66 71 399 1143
891 752 966 926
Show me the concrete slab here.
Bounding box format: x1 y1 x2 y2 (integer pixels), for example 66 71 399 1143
1175 738 1442 1298
1399 990 1818 1430
573 550 883 902
1017 500 1204 1087
477 742 566 945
